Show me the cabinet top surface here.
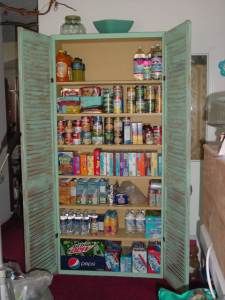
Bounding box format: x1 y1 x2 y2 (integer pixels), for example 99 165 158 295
51 32 164 41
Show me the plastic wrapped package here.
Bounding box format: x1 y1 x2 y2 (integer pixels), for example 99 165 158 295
5 263 53 300
12 270 53 300
119 181 147 204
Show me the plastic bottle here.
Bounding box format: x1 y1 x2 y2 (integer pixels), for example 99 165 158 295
56 50 69 82
60 213 67 234
74 212 82 235
0 269 15 300
66 210 74 233
81 211 90 235
135 210 145 233
64 51 73 81
72 57 83 81
143 47 153 80
133 47 145 80
125 210 136 233
90 212 99 236
151 44 162 80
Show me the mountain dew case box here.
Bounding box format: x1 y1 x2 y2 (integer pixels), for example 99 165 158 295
61 239 105 270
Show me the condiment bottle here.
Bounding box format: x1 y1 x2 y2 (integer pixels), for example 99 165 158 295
72 57 83 81
56 50 69 82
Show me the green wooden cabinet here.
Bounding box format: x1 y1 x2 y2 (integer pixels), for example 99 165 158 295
18 20 191 289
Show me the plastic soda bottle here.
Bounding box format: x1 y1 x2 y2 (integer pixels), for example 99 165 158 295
133 47 145 80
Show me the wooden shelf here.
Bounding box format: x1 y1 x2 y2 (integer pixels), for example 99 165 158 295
57 113 162 125
58 144 162 152
56 80 162 86
60 228 161 242
60 203 161 211
59 175 161 180
57 112 162 117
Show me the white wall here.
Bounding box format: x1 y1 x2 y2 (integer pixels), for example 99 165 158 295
38 0 225 236
0 14 11 224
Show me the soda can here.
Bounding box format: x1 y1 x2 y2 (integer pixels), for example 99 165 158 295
57 133 64 145
135 99 145 113
135 85 145 101
127 100 136 114
153 125 162 145
103 88 114 113
146 99 156 113
127 86 135 101
155 85 162 113
145 85 155 101
72 132 81 144
64 132 72 145
82 131 92 144
114 117 123 144
57 120 65 133
113 85 123 97
114 98 123 114
113 85 123 113
74 119 82 133
81 116 91 132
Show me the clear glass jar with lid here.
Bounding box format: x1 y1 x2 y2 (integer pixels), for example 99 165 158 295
60 15 86 34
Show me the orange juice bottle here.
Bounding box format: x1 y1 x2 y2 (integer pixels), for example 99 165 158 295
56 50 69 82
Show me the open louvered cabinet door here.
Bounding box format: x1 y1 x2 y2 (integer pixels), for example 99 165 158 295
163 20 191 289
18 28 57 273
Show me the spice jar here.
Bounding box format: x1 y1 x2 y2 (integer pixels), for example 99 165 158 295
60 15 86 34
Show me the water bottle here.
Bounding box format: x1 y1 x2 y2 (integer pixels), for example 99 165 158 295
66 210 74 234
74 212 82 235
81 212 90 235
89 212 98 236
125 210 136 233
135 210 145 233
0 269 15 300
60 210 68 234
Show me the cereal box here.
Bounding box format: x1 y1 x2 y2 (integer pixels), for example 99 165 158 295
58 152 73 175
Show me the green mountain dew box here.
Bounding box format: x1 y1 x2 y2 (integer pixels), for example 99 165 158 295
60 239 106 270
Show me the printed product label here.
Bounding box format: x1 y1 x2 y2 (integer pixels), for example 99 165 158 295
57 61 67 78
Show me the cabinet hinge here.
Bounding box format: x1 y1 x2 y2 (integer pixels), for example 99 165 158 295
51 78 54 83
55 233 58 239
163 75 166 81
190 185 193 195
163 236 165 242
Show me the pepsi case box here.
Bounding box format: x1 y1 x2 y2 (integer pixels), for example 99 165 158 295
61 255 105 271
60 239 105 271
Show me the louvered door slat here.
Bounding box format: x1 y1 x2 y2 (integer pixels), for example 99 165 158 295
164 20 191 289
18 28 57 273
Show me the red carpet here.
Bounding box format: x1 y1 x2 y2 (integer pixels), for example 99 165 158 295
2 215 170 299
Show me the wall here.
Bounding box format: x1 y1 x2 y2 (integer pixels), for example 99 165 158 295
0 14 11 224
38 0 225 236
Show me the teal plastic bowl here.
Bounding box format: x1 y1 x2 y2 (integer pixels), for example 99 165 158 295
93 19 134 33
